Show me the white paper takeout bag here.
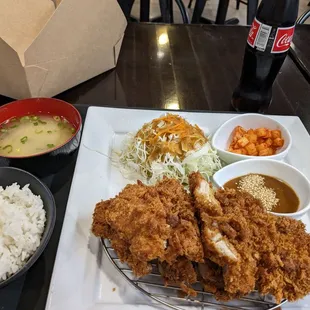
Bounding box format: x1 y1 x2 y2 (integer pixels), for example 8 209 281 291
0 0 127 99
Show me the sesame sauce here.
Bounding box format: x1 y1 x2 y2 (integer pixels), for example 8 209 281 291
224 174 299 214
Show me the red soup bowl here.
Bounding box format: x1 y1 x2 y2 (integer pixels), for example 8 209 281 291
0 98 82 177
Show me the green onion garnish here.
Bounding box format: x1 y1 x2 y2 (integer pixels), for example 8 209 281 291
47 130 52 134
70 127 76 133
35 129 43 134
53 116 61 122
31 116 38 121
0 129 7 133
10 118 17 122
20 136 28 144
3 145 12 153
38 120 46 125
10 125 18 129
57 122 64 128
33 122 38 126
47 144 55 148
21 116 30 121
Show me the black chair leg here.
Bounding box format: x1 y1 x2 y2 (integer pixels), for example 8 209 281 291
188 0 194 8
191 0 207 23
140 0 150 22
117 0 135 20
159 0 173 23
247 0 258 25
175 0 190 23
192 0 239 24
216 0 231 24
156 0 189 24
236 0 241 10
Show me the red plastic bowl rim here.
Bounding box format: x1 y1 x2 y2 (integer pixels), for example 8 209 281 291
0 98 82 159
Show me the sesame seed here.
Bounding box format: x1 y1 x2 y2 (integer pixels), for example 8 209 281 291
237 174 279 212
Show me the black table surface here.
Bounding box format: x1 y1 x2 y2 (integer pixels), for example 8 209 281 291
50 24 310 131
290 25 310 83
1 23 310 310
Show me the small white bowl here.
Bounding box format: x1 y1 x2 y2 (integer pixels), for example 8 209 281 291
213 159 310 220
211 114 292 164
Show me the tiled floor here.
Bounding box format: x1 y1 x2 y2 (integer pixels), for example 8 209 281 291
131 0 310 25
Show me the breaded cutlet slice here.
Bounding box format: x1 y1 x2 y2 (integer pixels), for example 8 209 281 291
189 172 256 297
159 257 198 297
216 188 310 303
92 181 171 276
189 172 239 265
156 177 204 264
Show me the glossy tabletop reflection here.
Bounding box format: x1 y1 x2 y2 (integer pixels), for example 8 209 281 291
59 24 310 130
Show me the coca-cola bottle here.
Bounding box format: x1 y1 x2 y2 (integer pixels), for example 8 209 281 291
232 0 299 112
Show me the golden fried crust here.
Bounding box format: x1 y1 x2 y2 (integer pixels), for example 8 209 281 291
198 259 242 301
159 257 198 296
110 234 152 276
198 259 224 293
163 219 204 264
94 173 310 303
92 199 112 237
200 214 240 266
92 182 170 276
156 178 204 264
189 172 223 216
223 254 257 295
189 172 254 298
215 188 310 302
92 177 204 290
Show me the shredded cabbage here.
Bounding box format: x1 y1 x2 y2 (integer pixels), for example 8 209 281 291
114 132 222 188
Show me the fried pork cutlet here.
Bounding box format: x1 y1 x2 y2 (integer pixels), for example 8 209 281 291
189 172 256 298
155 178 204 295
159 257 198 296
198 259 224 293
156 178 204 264
190 171 310 303
92 181 170 276
198 259 242 301
92 178 204 296
216 189 310 303
94 171 310 303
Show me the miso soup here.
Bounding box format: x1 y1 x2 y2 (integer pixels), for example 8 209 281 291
0 115 76 157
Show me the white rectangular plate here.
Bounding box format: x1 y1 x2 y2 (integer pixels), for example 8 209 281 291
46 107 310 310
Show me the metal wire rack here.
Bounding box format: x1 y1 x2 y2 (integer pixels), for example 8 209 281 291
102 239 287 310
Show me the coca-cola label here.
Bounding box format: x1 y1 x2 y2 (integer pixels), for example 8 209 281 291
247 18 295 53
271 26 295 53
247 18 260 47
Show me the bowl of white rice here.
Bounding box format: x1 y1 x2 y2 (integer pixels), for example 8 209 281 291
0 166 56 288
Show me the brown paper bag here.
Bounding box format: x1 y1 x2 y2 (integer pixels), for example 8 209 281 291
0 0 126 99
